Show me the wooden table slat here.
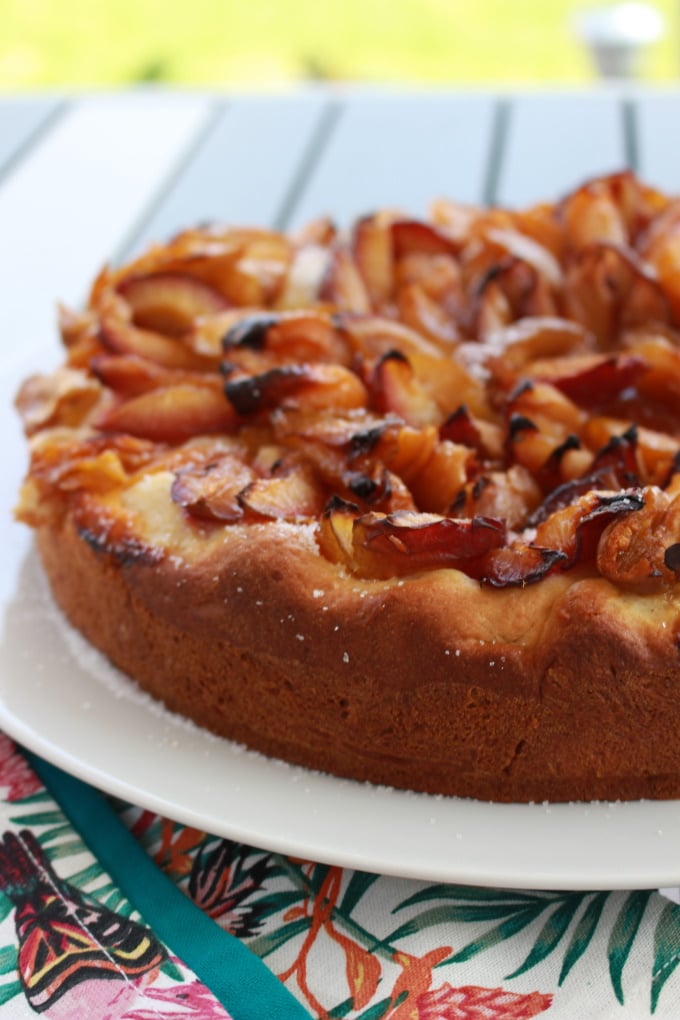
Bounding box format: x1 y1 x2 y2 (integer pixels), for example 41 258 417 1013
286 91 499 228
131 93 331 247
495 92 629 207
0 92 213 365
0 96 64 181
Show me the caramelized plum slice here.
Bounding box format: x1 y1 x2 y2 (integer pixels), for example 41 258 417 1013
222 313 279 350
335 313 442 360
409 348 490 419
316 496 359 566
319 247 371 312
505 381 586 482
90 354 222 398
99 294 210 370
238 462 325 520
59 304 99 351
440 405 482 449
471 258 557 341
589 425 640 485
118 273 229 336
584 411 680 481
407 440 474 514
478 545 567 587
597 487 680 588
351 511 506 578
483 227 563 286
452 465 542 529
528 426 641 524
397 281 460 345
484 316 594 380
563 243 671 347
535 434 582 491
368 350 439 427
560 172 632 247
344 466 414 511
271 410 412 511
171 454 255 522
99 385 236 443
374 424 439 486
276 242 333 309
534 489 645 568
90 354 167 396
16 369 102 435
391 220 458 258
352 215 394 307
225 363 367 416
440 405 504 460
506 412 569 482
273 407 399 456
624 335 680 431
223 310 350 365
537 354 647 409
506 378 585 435
639 202 680 321
528 472 606 526
111 227 292 307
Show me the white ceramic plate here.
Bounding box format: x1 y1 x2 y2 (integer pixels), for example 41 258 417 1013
3 357 680 892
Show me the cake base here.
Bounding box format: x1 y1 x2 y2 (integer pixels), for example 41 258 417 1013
35 515 680 804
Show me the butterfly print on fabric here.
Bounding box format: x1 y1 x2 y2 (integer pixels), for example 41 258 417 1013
0 829 166 1015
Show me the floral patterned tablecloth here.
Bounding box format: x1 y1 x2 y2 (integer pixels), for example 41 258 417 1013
0 733 679 1019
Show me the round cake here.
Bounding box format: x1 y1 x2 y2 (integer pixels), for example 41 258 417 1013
15 171 680 802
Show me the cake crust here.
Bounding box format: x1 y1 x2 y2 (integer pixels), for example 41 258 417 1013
35 480 680 803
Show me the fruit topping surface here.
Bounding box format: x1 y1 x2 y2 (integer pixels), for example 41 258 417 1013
16 173 680 588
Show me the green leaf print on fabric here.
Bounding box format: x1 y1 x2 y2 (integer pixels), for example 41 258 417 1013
446 908 543 964
0 947 17 977
339 872 381 915
651 900 680 1013
390 885 678 1013
558 891 608 985
0 981 21 1007
247 916 313 958
505 895 584 978
608 890 654 1004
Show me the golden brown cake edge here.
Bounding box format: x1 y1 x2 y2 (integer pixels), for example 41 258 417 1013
34 507 680 803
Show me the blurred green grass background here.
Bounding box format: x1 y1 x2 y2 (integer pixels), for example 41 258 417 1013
0 0 677 89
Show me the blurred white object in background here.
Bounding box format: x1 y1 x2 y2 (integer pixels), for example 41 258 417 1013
575 2 664 78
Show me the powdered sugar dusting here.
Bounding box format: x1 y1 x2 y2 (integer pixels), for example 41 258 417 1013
260 519 318 552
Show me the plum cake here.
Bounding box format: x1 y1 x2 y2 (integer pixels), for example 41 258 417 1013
14 171 680 802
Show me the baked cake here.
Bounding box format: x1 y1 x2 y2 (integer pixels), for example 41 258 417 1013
14 171 680 802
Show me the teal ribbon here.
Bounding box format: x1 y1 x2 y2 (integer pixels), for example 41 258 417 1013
27 752 312 1020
